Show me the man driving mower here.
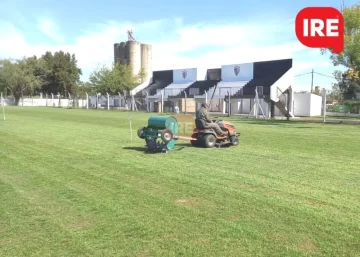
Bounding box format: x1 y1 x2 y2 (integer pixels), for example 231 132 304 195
195 102 227 136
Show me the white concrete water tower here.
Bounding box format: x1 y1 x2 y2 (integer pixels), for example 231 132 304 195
114 31 152 81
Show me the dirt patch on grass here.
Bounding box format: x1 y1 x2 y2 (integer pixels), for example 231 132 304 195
0 235 26 245
61 238 71 245
267 233 287 242
306 200 328 207
234 184 256 189
296 238 317 252
64 219 92 230
263 191 281 197
196 238 210 245
174 198 200 207
137 249 151 257
164 233 179 240
1 174 28 186
0 224 11 233
228 216 241 221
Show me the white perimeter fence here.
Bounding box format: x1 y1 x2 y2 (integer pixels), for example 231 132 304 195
1 92 360 119
0 93 136 110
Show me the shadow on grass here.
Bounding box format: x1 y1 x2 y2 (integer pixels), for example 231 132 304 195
122 146 158 154
245 122 315 129
123 145 190 153
239 117 360 126
123 143 231 153
176 143 192 146
239 119 329 128
242 120 293 126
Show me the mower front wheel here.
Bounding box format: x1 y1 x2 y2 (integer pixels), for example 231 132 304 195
137 127 145 139
230 135 239 146
204 134 216 148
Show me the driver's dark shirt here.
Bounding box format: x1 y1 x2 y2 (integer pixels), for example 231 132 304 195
196 107 212 123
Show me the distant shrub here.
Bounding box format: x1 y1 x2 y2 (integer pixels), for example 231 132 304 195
343 100 360 113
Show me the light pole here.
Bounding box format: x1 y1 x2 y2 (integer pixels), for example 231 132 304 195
0 63 6 120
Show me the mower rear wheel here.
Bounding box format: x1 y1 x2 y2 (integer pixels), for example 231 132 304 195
230 135 239 146
204 134 216 148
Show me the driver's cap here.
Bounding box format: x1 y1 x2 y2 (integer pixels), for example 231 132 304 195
201 102 208 108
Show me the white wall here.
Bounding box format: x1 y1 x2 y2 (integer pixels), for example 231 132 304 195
242 99 251 113
227 98 294 117
130 77 153 95
270 67 294 102
310 94 322 116
2 95 127 109
173 68 197 83
293 93 322 116
196 67 207 80
88 95 125 108
260 100 270 116
293 93 311 116
221 63 254 81
230 98 269 116
3 98 88 108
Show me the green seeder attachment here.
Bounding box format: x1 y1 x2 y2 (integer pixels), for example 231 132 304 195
137 116 179 153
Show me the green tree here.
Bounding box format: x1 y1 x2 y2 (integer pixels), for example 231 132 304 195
321 2 360 95
0 64 5 93
77 81 96 97
332 70 360 99
89 62 146 95
41 51 82 96
327 80 342 101
0 57 44 105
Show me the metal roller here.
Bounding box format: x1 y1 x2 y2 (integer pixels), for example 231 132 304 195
147 116 177 130
138 116 179 153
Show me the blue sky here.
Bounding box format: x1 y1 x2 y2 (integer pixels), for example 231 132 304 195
0 0 358 91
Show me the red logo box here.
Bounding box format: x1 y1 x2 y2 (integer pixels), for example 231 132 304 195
295 7 344 53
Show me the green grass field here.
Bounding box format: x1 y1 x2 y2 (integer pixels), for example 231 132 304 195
1 107 359 257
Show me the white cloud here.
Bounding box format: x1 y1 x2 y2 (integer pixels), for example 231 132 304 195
293 59 331 74
0 22 26 49
37 18 64 42
0 17 337 85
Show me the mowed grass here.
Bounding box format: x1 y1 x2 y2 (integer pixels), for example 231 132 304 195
1 107 359 257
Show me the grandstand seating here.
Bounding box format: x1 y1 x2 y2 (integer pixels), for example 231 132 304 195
134 59 293 106
137 69 173 97
230 58 292 99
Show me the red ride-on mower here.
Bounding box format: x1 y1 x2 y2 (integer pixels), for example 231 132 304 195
190 118 240 148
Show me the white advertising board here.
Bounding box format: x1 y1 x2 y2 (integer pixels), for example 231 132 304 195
173 68 197 83
221 63 254 82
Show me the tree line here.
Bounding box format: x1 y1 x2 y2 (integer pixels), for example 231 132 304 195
0 2 359 105
0 51 145 105
321 2 360 100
